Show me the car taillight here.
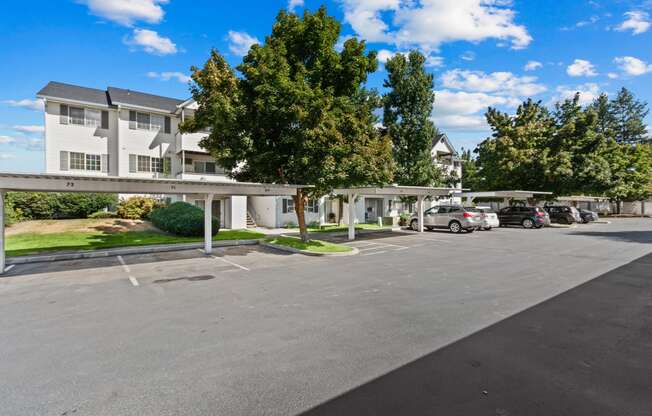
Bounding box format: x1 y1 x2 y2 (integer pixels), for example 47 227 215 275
463 212 473 218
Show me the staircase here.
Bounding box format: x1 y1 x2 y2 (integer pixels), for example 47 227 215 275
246 211 257 228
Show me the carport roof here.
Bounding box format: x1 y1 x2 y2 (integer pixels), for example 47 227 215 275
459 190 553 199
556 195 608 202
333 185 460 197
0 172 308 196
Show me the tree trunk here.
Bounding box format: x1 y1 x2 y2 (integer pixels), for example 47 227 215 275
293 190 309 242
338 196 344 226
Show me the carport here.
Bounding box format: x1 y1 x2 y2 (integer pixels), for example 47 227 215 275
555 195 608 209
0 172 306 274
459 190 553 207
333 186 460 240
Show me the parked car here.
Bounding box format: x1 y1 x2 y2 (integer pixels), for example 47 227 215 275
543 205 577 225
578 208 599 223
410 205 481 233
472 206 500 230
497 206 548 229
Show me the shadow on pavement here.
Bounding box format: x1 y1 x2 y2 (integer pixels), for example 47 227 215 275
569 230 652 244
300 252 652 416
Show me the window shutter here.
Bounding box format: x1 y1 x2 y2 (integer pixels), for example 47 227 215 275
129 154 137 173
101 111 109 129
101 154 109 173
164 116 171 134
282 198 288 214
129 111 137 129
59 151 69 171
60 104 69 124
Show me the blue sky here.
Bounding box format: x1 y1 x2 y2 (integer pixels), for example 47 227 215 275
1 0 651 172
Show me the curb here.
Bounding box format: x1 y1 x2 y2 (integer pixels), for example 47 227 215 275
259 241 359 257
6 239 261 265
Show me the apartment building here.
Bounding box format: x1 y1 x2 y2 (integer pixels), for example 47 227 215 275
37 81 462 229
37 81 246 228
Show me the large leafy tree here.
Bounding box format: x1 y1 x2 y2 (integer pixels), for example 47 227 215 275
609 87 649 144
182 7 394 241
459 148 484 191
383 51 444 187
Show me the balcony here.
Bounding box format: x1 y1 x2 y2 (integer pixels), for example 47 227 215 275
176 131 210 154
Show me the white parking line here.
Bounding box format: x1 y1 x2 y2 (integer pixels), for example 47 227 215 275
361 250 389 256
117 255 139 287
212 255 250 271
4 265 15 272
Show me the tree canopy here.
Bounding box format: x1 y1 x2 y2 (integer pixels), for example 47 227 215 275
182 6 394 240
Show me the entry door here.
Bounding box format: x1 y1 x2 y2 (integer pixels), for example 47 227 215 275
365 199 382 222
212 200 222 227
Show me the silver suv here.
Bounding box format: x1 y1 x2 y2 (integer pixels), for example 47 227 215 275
409 205 482 233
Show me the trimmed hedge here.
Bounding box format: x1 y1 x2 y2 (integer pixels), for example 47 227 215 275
150 202 219 237
117 197 160 220
6 192 117 220
88 211 118 219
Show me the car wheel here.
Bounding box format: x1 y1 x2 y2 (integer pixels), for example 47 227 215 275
484 227 492 231
449 221 462 233
410 219 419 231
466 228 475 234
522 218 534 229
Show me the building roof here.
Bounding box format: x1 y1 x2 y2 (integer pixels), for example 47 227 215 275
37 81 189 113
37 81 110 107
107 86 186 113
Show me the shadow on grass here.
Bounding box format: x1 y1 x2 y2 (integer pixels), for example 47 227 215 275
300 253 652 416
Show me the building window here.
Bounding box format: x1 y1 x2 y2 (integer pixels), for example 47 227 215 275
130 111 171 133
136 112 150 130
85 154 101 171
137 155 151 172
306 199 319 213
70 152 85 170
151 114 165 131
69 107 85 125
282 198 295 214
62 105 108 128
151 157 163 173
85 109 101 127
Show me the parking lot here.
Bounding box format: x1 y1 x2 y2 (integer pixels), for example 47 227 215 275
1 219 651 415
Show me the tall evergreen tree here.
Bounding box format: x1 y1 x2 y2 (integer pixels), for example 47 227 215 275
609 87 649 144
383 51 443 187
182 7 394 241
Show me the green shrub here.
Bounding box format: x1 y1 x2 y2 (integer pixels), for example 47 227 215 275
117 197 160 220
88 211 118 219
4 198 21 226
150 202 219 237
308 220 320 228
6 192 117 220
284 221 297 228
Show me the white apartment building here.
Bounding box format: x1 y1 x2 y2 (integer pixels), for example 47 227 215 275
37 81 462 229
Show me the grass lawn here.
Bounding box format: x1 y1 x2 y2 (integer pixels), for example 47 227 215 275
288 223 391 233
264 236 353 254
6 228 266 257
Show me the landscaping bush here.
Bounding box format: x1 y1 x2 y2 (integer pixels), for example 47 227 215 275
117 197 160 220
308 220 320 228
3 198 21 226
6 192 117 220
88 211 118 219
150 202 219 237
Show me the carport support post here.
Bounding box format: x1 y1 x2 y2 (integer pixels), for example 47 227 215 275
204 193 214 255
348 193 357 241
0 190 4 274
417 195 425 233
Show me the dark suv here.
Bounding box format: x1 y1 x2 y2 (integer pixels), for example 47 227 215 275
497 206 548 229
543 205 577 225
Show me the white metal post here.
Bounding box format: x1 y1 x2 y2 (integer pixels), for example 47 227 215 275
417 195 424 233
204 193 214 254
0 191 5 274
348 193 356 241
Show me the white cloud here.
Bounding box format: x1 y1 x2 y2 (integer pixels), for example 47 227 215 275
147 71 191 83
227 30 259 56
376 49 443 69
125 28 177 55
616 11 650 35
432 89 521 131
552 83 601 106
0 153 16 160
78 0 168 27
566 59 598 77
607 72 619 79
12 125 44 134
460 51 475 61
3 98 45 111
614 56 652 76
441 69 547 97
0 135 15 144
376 49 396 64
524 60 542 71
425 55 444 68
288 0 304 12
341 0 532 51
